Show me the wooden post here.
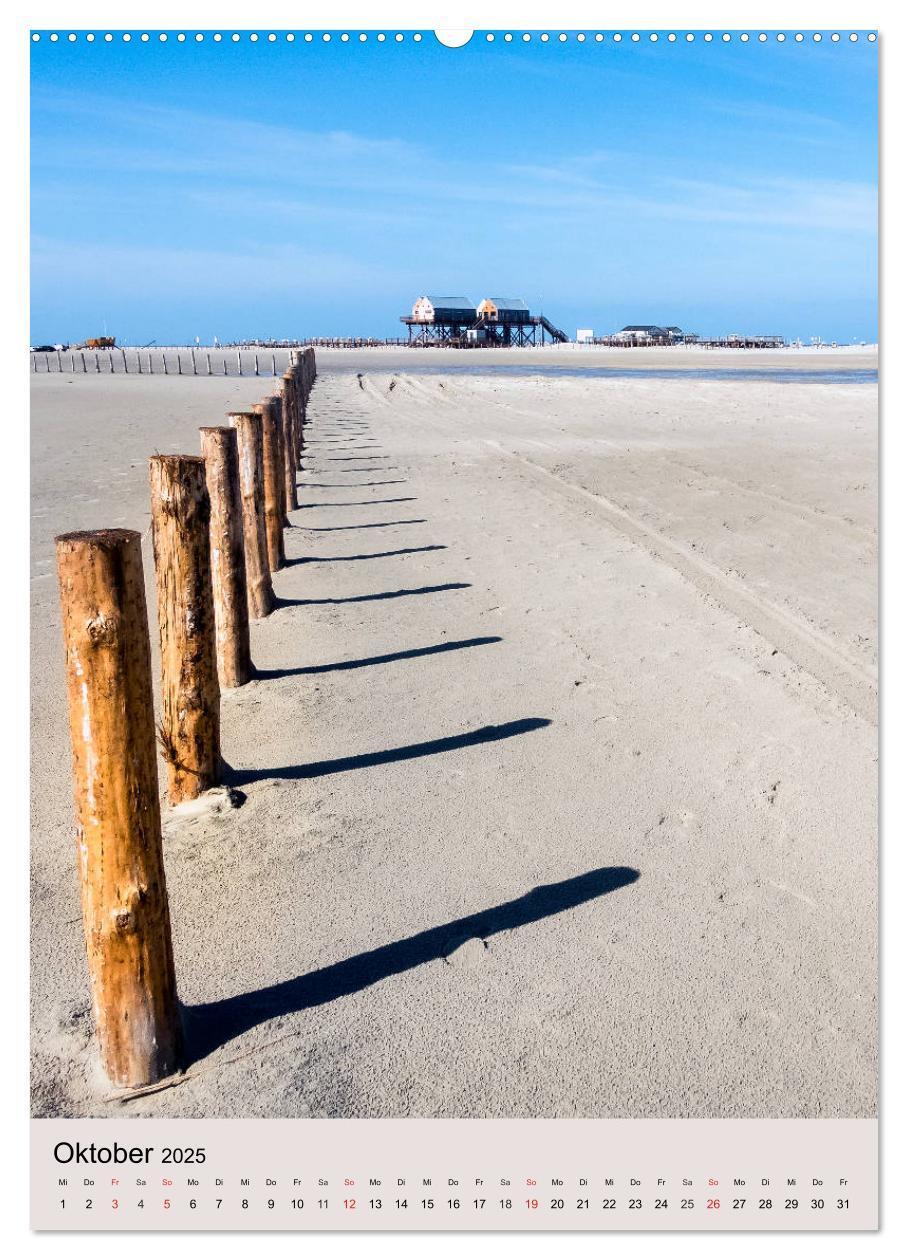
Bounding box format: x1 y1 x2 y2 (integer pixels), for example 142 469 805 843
177 352 183 376
163 353 168 376
122 347 128 374
149 455 221 804
108 351 114 373
279 375 299 512
268 393 289 527
95 353 101 373
282 372 302 473
80 352 86 373
55 528 182 1088
56 350 62 371
253 399 286 570
254 353 260 377
199 427 252 689
237 350 242 376
228 412 275 619
138 353 143 375
271 353 276 377
281 371 298 471
206 353 212 376
191 347 197 375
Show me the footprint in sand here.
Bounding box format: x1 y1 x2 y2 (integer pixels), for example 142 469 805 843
444 937 490 969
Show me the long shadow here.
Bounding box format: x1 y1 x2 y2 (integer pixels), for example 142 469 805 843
314 467 401 474
228 716 551 784
286 545 446 564
297 497 417 509
298 519 426 532
274 582 470 607
185 865 640 1061
254 635 502 679
298 481 408 488
326 455 392 461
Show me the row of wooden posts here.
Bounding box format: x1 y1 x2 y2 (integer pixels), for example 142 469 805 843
32 347 298 376
53 348 317 1091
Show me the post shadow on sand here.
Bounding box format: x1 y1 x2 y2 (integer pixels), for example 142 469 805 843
273 582 470 609
225 716 551 785
298 519 427 532
254 634 502 679
315 466 401 474
296 497 417 509
184 865 640 1062
297 481 408 489
285 545 446 565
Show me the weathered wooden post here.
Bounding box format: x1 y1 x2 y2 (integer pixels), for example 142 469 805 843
137 353 143 375
191 347 197 376
122 347 128 374
177 352 183 376
254 353 260 377
80 352 86 373
289 364 305 459
268 393 289 527
237 349 242 377
206 353 212 376
200 426 252 689
279 375 299 512
95 353 101 373
281 371 299 471
228 412 275 619
70 354 75 373
56 350 62 371
149 455 221 804
55 528 182 1088
108 351 114 373
253 399 286 570
271 353 276 377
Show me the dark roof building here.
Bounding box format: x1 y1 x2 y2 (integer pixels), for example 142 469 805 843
411 296 475 322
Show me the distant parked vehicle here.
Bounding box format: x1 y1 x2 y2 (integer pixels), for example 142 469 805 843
31 344 55 353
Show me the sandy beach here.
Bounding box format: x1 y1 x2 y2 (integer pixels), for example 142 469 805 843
30 349 877 1119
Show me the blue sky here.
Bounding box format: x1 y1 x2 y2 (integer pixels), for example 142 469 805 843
30 32 878 344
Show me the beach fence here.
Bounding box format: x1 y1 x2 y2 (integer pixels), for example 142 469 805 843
54 347 316 1090
31 346 306 377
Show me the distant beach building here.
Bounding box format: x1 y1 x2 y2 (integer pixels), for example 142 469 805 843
477 297 530 322
615 325 683 346
403 293 567 346
411 296 476 324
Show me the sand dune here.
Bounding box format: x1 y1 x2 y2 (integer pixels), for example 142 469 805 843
30 360 877 1118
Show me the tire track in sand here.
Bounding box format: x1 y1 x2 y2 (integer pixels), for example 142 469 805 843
485 440 877 725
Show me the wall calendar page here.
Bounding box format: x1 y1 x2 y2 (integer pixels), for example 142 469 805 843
25 5 881 1241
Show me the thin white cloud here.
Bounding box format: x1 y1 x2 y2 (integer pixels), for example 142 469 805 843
30 85 877 260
